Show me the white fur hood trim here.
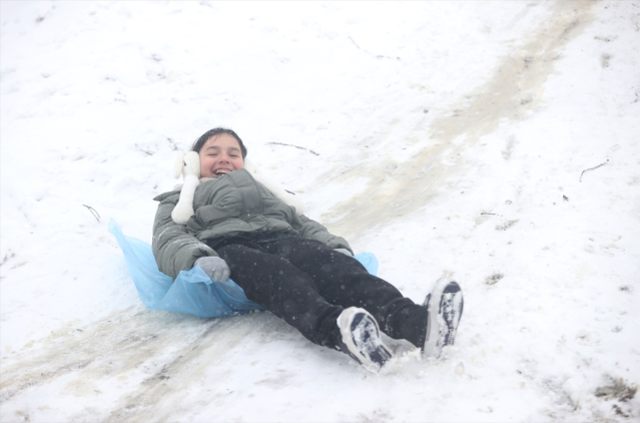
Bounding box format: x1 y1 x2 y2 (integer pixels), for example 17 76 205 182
243 158 305 214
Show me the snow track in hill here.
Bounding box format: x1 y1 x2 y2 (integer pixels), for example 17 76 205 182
1 307 287 422
325 0 596 240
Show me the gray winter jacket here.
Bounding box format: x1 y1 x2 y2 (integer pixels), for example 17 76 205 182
152 168 352 279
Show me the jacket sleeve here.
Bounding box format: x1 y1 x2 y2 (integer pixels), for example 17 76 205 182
152 191 216 279
294 214 353 254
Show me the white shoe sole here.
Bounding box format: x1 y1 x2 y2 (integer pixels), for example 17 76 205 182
337 307 393 371
423 278 464 358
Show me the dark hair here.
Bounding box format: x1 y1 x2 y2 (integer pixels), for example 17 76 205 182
191 127 247 158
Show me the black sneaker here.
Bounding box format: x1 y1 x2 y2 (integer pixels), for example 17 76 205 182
422 278 464 358
337 307 393 372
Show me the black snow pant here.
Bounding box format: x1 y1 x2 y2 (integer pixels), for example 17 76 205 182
214 234 427 350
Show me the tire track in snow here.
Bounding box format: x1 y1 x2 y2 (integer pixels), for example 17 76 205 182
0 307 274 421
103 312 276 423
325 0 597 241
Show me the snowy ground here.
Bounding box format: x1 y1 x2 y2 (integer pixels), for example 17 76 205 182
1 1 639 422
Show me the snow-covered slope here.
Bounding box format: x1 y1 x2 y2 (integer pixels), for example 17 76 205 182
1 1 638 421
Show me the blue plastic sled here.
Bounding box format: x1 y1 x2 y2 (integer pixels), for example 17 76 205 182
109 219 379 318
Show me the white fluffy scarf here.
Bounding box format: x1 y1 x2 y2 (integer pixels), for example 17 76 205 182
171 153 304 224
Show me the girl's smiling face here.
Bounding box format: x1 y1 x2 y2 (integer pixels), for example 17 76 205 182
198 134 245 178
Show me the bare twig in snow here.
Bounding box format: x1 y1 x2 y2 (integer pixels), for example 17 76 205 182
135 144 154 156
83 204 101 222
348 36 400 60
580 159 609 182
267 142 320 156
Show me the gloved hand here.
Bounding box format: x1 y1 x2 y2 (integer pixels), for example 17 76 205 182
195 256 230 282
334 248 353 257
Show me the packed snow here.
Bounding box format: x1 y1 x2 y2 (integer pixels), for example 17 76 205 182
1 1 639 421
